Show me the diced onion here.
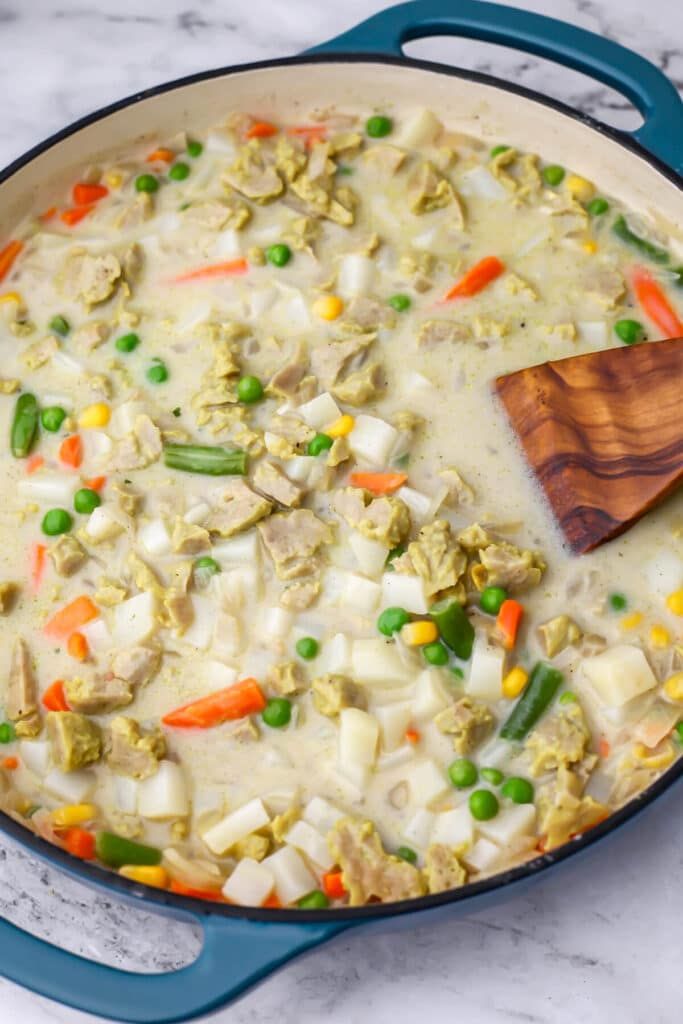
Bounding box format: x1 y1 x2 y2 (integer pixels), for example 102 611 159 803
19 739 50 776
458 165 508 200
396 485 431 521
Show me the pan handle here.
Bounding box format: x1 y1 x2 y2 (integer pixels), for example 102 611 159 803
308 0 683 173
0 909 348 1023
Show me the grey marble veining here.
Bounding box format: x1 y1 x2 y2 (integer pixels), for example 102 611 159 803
1 1 682 1021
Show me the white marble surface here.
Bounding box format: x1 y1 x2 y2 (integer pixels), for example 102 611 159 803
1 1 682 1022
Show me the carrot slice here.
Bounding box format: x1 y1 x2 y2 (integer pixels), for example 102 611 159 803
25 454 44 475
39 206 57 222
322 870 347 901
2 757 18 771
59 434 83 468
63 827 96 860
29 542 46 593
169 880 225 901
146 147 175 163
171 258 249 284
496 598 524 650
67 631 89 661
349 471 408 495
443 256 505 301
42 679 70 712
245 121 278 139
632 266 683 339
0 240 23 283
262 892 282 909
72 183 109 205
287 125 327 147
162 678 266 729
405 727 421 744
60 205 95 227
598 736 611 759
44 595 98 639
84 475 106 492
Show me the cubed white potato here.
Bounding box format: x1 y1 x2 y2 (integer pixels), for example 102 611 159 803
339 572 381 615
109 400 149 437
277 290 311 329
458 165 508 200
138 761 189 820
375 702 413 752
19 739 50 776
284 455 316 485
202 798 271 855
180 595 215 650
412 669 449 721
400 370 435 398
205 660 238 688
184 502 211 526
466 634 506 701
302 796 344 834
339 708 379 770
79 617 112 653
284 820 335 870
479 804 537 846
44 769 95 803
577 321 608 347
113 591 158 645
396 107 443 147
377 744 416 770
321 632 352 674
348 415 398 467
85 506 125 542
211 530 260 566
222 858 274 906
262 787 300 816
175 301 213 334
431 805 475 848
582 645 657 707
395 486 431 521
349 531 388 578
261 846 317 906
463 837 501 873
82 430 113 461
53 350 84 374
213 227 241 260
644 549 683 599
351 638 410 686
412 226 439 252
212 566 260 610
338 253 376 297
407 759 450 806
212 610 241 659
402 808 435 849
18 474 77 506
137 518 172 557
205 128 236 155
261 606 294 642
298 392 341 430
321 567 351 602
381 572 428 614
114 775 139 815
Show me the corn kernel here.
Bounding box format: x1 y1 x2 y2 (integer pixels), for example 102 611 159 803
566 174 595 202
0 291 23 305
312 294 344 321
649 624 671 648
666 589 683 616
325 414 355 438
104 170 123 189
78 402 111 428
633 741 674 770
118 865 169 888
582 240 598 254
620 611 643 631
401 620 438 646
50 803 98 827
664 672 683 702
502 665 528 699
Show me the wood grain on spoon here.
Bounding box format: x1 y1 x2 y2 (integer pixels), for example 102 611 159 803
494 337 683 554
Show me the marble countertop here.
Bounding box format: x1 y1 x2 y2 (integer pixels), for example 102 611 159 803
1 1 681 1021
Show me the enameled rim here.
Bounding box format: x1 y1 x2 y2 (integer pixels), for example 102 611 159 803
1 52 681 926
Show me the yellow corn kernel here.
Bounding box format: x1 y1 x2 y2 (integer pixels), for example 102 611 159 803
666 588 683 616
78 402 111 428
633 741 675 770
502 665 528 699
649 624 671 649
326 414 355 438
566 174 595 202
0 291 23 305
582 239 598 254
312 294 344 321
620 611 643 631
104 170 123 189
50 803 98 828
664 672 683 702
118 865 169 888
401 620 438 646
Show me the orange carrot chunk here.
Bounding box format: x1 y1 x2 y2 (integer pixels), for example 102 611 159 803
172 258 249 284
67 631 89 662
322 870 347 901
632 266 683 339
39 207 57 222
63 827 96 860
60 205 95 227
29 542 46 593
44 595 98 639
0 240 23 282
84 475 106 492
444 256 505 301
245 121 278 139
261 892 282 909
349 471 408 496
146 148 175 163
162 678 266 729
25 454 44 475
169 880 225 901
496 598 524 650
42 680 70 712
59 434 83 468
72 183 109 205
405 727 421 744
2 757 18 771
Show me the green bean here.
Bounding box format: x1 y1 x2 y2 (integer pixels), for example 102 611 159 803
95 831 161 868
163 443 247 475
612 215 669 264
10 393 39 458
500 661 563 741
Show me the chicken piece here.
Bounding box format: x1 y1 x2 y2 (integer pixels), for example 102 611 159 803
182 198 234 231
73 320 111 352
342 297 395 330
171 517 210 554
113 480 143 516
423 844 467 894
121 243 144 285
327 437 350 468
205 478 272 537
417 320 471 345
310 331 375 388
270 803 301 843
505 273 538 301
580 266 625 310
22 336 58 370
114 192 154 229
47 711 102 771
0 582 19 614
266 343 317 405
537 614 582 658
64 675 133 715
106 716 166 779
253 461 304 508
525 703 591 776
0 378 20 394
264 414 315 459
434 697 494 754
232 833 270 861
362 144 406 176
60 249 122 306
226 716 260 743
438 467 475 507
127 551 165 597
266 661 308 697
6 638 39 735
95 578 128 606
258 509 333 580
164 590 194 634
110 645 161 688
471 541 545 592
408 162 463 224
289 171 356 227
223 144 284 203
537 765 607 850
328 819 426 906
395 520 467 599
111 414 162 471
280 578 321 611
331 362 384 406
312 673 367 717
334 488 410 547
49 535 88 577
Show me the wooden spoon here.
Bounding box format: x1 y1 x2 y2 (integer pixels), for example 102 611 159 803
494 337 683 553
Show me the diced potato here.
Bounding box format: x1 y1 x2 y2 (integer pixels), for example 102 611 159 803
338 571 381 615
138 761 189 820
261 846 317 905
338 708 379 771
137 518 172 556
351 638 410 686
113 591 158 645
178 595 215 650
348 415 398 467
381 572 428 614
284 820 335 870
84 506 125 543
430 805 474 848
18 474 78 506
302 796 345 834
349 531 389 578
211 530 260 566
478 804 536 846
44 769 96 803
401 808 435 849
114 775 139 815
338 254 376 298
321 632 352 674
205 660 238 688
222 857 274 906
466 634 506 701
395 486 431 522
582 645 657 708
412 669 449 721
298 392 341 430
396 107 443 147
202 797 271 855
19 739 51 776
406 759 450 807
463 837 501 873
375 701 413 752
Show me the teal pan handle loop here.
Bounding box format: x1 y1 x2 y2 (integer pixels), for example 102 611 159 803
0 910 346 1023
308 0 683 173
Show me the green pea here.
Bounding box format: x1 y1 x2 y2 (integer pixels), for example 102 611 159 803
377 607 410 637
366 115 392 138
396 846 417 864
674 722 683 745
307 433 333 456
74 488 101 514
116 332 140 353
469 789 499 821
451 666 464 680
480 586 508 615
41 406 66 433
266 243 292 268
587 197 609 216
614 319 644 345
559 690 577 705
388 293 411 312
194 556 220 576
296 636 319 660
237 375 263 404
542 164 565 186
501 777 534 804
297 889 329 909
448 758 478 789
0 721 16 743
172 407 181 418
490 144 510 157
481 767 504 786
41 508 73 536
423 642 448 666
187 140 203 158
169 162 190 181
609 592 627 611
49 314 70 337
262 697 292 729
146 362 168 384
135 173 159 193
